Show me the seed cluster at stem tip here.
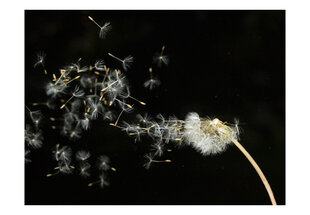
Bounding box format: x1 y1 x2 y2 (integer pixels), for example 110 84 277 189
183 112 239 155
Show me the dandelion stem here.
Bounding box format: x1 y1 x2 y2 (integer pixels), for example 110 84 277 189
112 109 124 127
231 138 277 205
149 67 153 79
128 96 146 105
60 96 74 109
101 79 119 92
88 16 102 29
108 53 123 63
160 45 165 56
88 180 100 187
65 76 81 85
25 105 31 113
152 159 171 163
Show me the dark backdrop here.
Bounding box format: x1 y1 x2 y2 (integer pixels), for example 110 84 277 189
25 10 285 205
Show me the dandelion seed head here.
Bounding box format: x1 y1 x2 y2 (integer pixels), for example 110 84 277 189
184 112 238 155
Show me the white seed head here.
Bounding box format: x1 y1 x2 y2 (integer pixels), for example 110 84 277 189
184 112 238 155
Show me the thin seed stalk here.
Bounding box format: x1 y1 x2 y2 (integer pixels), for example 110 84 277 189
231 138 277 205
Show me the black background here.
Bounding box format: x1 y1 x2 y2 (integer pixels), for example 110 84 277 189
25 10 285 205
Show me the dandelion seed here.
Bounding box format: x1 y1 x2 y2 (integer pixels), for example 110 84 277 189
150 142 165 157
76 150 91 161
46 81 67 98
68 125 82 140
79 162 91 178
60 86 85 109
103 110 115 121
25 106 43 128
144 67 160 90
86 97 105 120
121 87 146 105
108 53 133 71
34 51 46 68
88 173 110 188
32 98 56 109
55 145 72 162
143 153 171 169
88 16 111 39
80 74 96 89
153 45 169 67
110 109 125 127
94 59 105 71
81 113 91 130
98 155 111 171
234 118 242 136
71 63 88 73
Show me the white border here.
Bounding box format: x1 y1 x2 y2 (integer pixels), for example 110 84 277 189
1 0 310 214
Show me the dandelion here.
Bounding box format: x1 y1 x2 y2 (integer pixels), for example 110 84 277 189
153 45 169 67
183 112 277 205
144 67 160 90
88 16 111 39
108 53 133 71
183 112 237 155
